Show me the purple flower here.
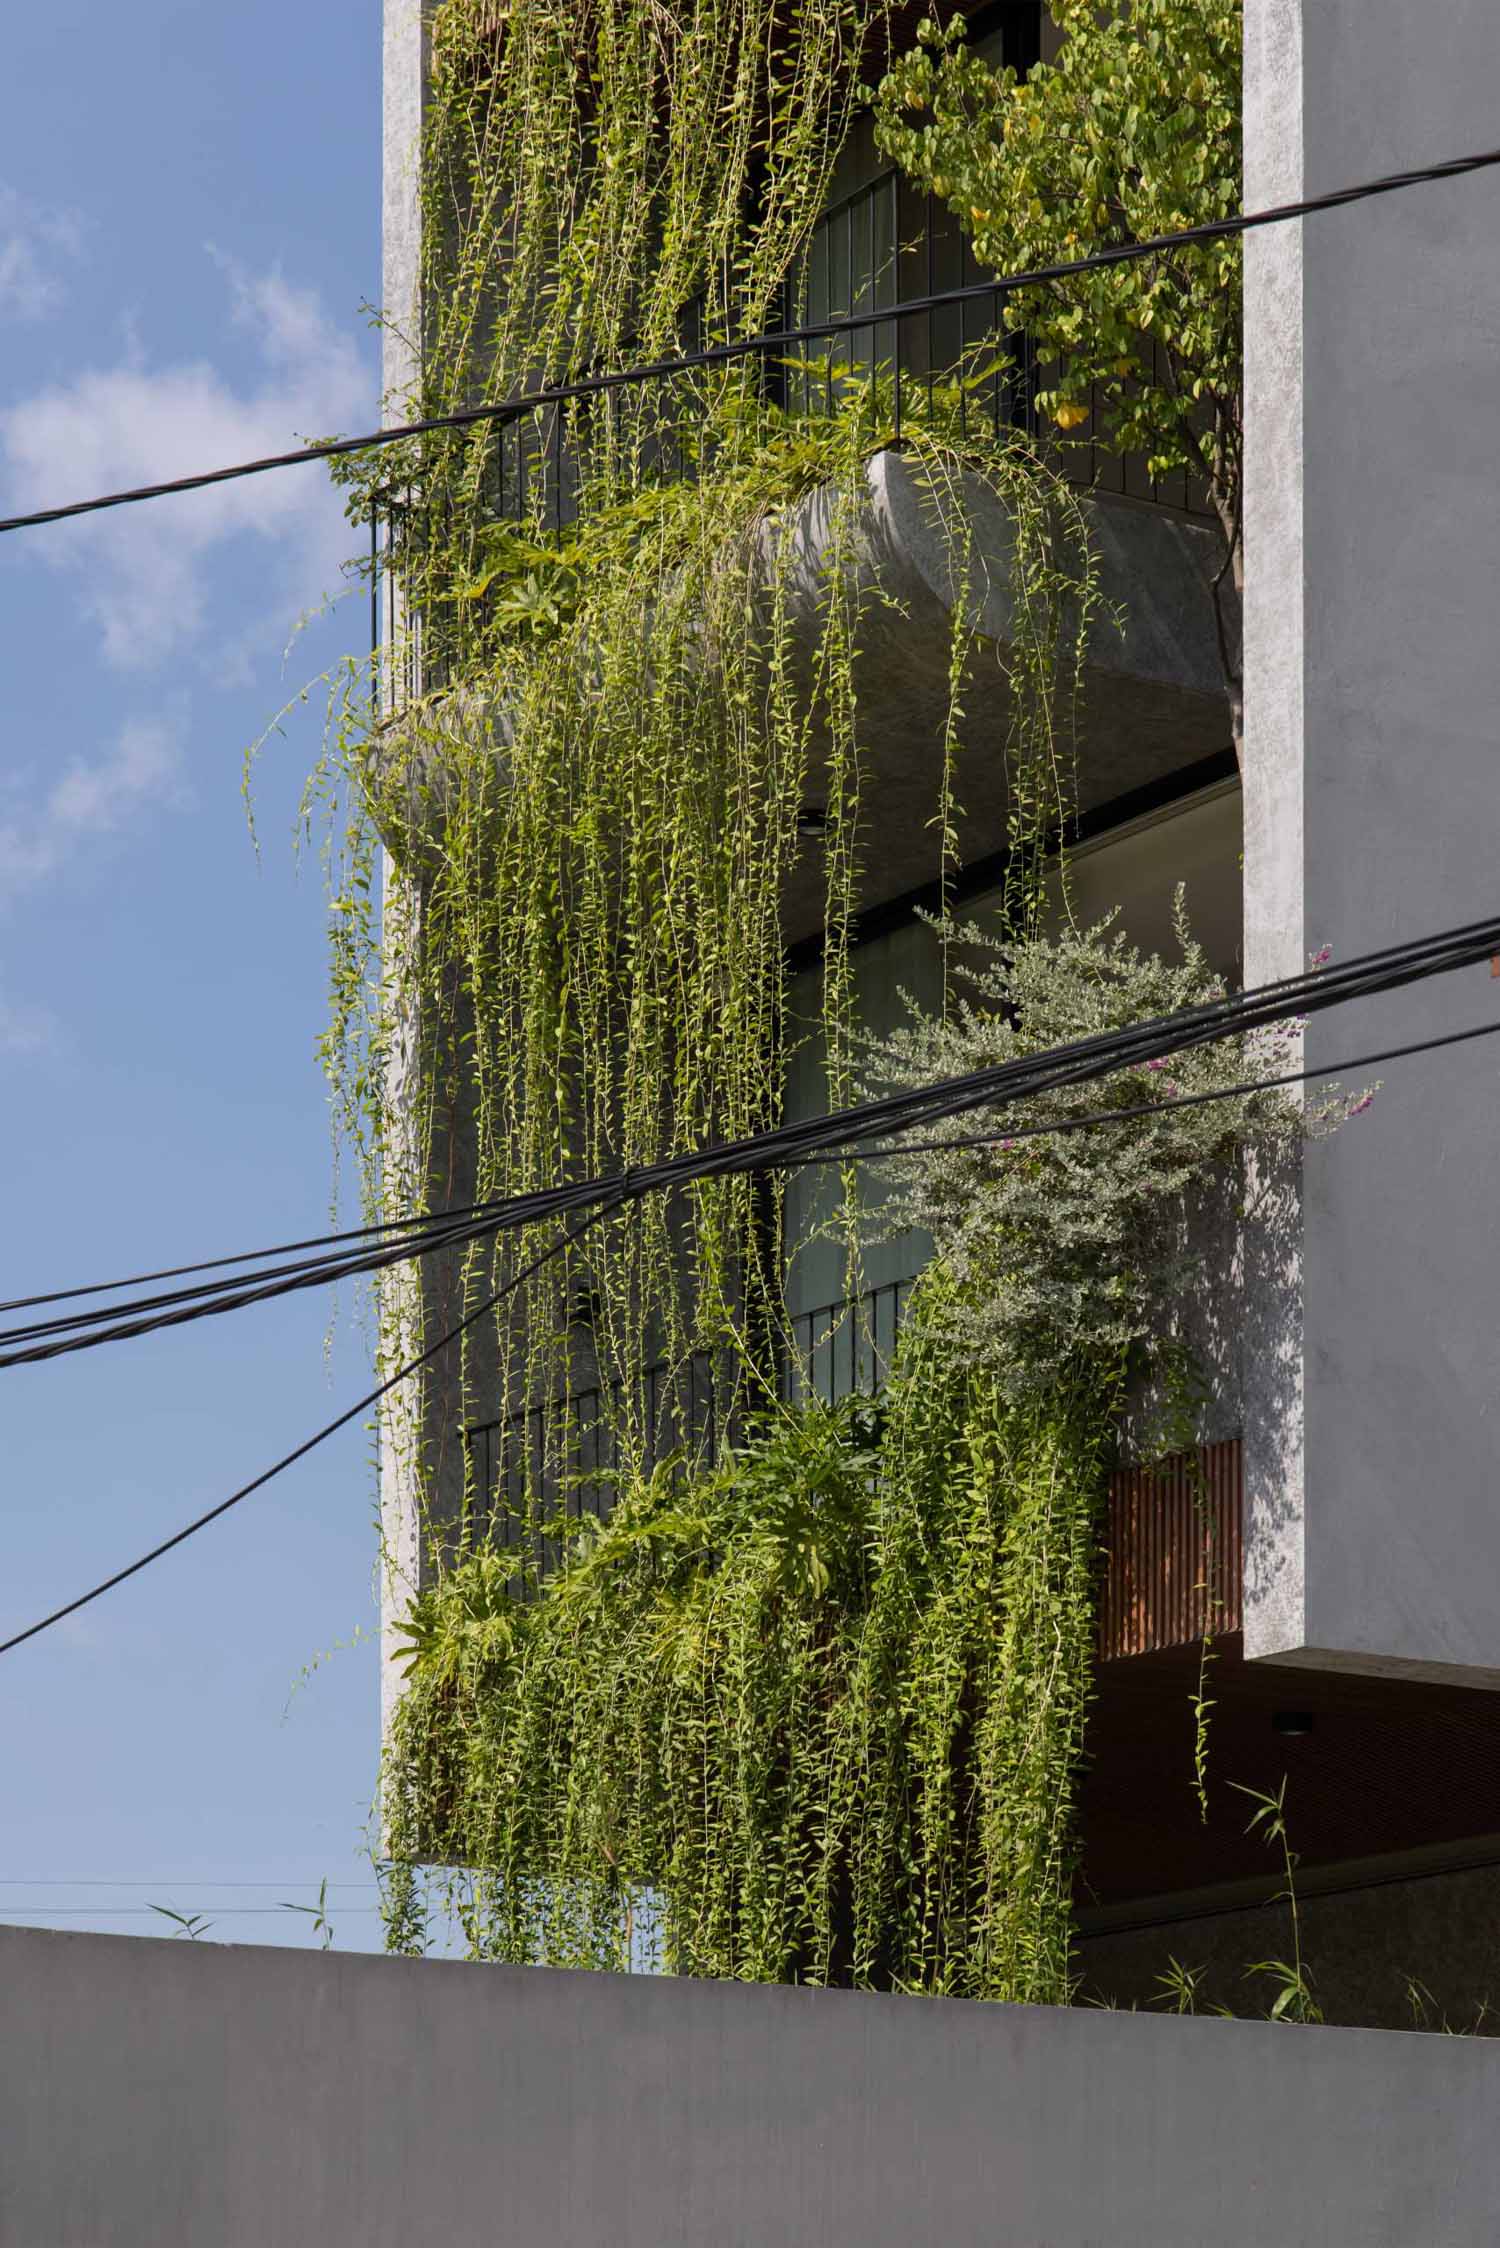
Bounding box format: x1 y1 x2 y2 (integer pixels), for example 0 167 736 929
1348 1091 1375 1117
1311 945 1333 967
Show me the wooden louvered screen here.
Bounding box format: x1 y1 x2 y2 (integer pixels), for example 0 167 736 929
1098 1438 1242 1660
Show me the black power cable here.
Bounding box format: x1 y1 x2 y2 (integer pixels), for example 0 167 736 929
3 909 1498 1372
0 1192 532 1318
1 144 1498 538
0 1199 623 1660
0 1192 576 1366
793 1014 1500 1168
2 925 1498 1656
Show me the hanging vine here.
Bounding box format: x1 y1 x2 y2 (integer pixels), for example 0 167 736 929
295 0 1300 1999
317 0 1098 1523
379 910 1358 1994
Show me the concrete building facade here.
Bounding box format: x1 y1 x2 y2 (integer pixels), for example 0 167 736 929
373 0 1500 2024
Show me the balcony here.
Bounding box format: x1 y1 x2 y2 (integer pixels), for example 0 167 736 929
463 1275 1243 1666
463 1278 913 1533
370 188 1230 933
383 161 1212 563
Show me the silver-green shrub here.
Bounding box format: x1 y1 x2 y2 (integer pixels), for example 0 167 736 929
859 894 1362 1406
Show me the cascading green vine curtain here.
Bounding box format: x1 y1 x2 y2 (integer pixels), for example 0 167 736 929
382 1337 1114 2002
376 894 1340 1996
304 0 1295 1996
319 0 1099 1505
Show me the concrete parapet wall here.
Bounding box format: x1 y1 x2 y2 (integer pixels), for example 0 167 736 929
4 1923 1500 2246
368 453 1228 936
1080 1851 1500 2034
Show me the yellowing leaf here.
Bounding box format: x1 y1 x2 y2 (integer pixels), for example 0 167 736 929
1053 400 1091 431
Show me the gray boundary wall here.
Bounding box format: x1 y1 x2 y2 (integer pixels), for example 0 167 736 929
5 1926 1500 2247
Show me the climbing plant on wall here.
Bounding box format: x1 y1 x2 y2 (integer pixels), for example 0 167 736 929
319 0 1099 1515
307 0 1303 2002
379 909 1355 1995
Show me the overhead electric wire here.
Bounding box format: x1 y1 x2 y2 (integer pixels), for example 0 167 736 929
2 143 1500 539
3 909 1499 1374
0 1199 622 1660
0 1191 573 1366
792 1013 1500 1168
0 1878 382 1889
0 1907 386 1918
0 1190 543 1318
0 1208 488 1349
3 918 1498 1654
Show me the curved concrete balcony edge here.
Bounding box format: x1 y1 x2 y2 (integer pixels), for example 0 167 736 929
369 449 1232 932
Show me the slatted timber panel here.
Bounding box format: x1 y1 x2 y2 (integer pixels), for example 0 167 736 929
1098 1437 1242 1660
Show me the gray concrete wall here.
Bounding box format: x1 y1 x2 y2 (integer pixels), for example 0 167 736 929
1242 0 1500 1685
7 1924 1500 2247
1079 1850 1500 2034
381 0 425 416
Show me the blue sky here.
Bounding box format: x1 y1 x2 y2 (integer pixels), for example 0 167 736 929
0 1 389 1948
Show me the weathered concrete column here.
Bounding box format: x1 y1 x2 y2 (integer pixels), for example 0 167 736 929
378 0 430 1740
1243 0 1500 1683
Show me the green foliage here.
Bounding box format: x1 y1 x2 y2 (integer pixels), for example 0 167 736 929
316 0 1099 1519
1405 1980 1493 2038
1148 1781 1324 2023
328 391 1096 1516
148 1906 214 1941
329 0 1290 2006
391 1549 517 1685
424 0 882 382
279 1878 337 1951
375 870 1350 1993
383 1346 1109 2001
1234 1778 1323 2023
856 896 1355 1406
873 2 1241 525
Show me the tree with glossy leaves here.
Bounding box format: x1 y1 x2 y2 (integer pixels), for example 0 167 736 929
874 0 1245 761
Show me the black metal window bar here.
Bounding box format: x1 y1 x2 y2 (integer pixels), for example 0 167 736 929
463 1275 913 1545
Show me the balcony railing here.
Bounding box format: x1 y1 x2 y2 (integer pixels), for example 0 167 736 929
463 1278 913 1539
463 1275 1243 1659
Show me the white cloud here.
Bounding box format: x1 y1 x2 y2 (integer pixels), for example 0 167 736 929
48 714 181 835
0 715 183 904
0 256 372 669
0 184 82 320
0 989 60 1057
